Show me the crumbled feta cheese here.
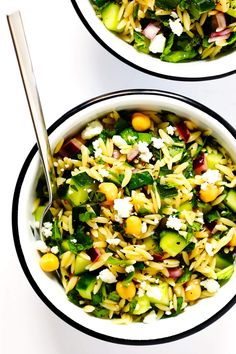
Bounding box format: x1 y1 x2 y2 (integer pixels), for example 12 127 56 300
169 18 183 36
201 182 208 190
35 240 49 253
166 216 182 231
151 137 164 149
81 120 103 140
137 142 153 163
149 33 166 53
112 135 127 148
51 246 59 254
140 281 148 290
41 227 52 238
92 139 102 158
142 222 148 233
166 125 176 135
200 279 220 293
43 222 53 230
70 239 77 243
114 197 133 218
165 311 172 316
99 168 109 177
143 310 157 324
128 135 137 141
106 238 120 245
137 288 145 297
146 286 162 301
125 265 135 273
97 269 117 283
202 169 221 184
205 242 214 256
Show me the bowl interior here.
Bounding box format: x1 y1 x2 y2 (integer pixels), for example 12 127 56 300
15 91 236 343
73 0 236 80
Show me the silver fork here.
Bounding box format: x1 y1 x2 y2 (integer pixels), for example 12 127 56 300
7 11 57 241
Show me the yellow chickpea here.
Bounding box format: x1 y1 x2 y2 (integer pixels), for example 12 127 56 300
199 184 219 203
98 182 118 202
131 112 151 132
228 233 236 247
125 216 142 237
116 281 136 300
40 253 59 272
185 279 201 301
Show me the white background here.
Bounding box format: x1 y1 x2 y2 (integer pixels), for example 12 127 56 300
0 0 235 353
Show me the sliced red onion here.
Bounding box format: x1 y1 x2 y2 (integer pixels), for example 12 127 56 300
142 22 160 40
176 122 190 143
210 28 231 38
193 153 208 175
168 267 183 280
59 138 82 157
112 149 120 159
216 12 226 32
87 247 101 262
127 147 139 162
208 33 231 43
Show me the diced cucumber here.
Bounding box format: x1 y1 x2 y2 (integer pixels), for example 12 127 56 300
227 0 236 18
66 185 88 206
74 254 91 275
138 132 152 145
216 265 234 285
33 205 45 222
225 189 236 212
206 152 222 169
61 240 70 252
120 128 152 145
76 273 97 300
179 201 193 212
160 230 187 257
146 283 169 306
102 3 120 32
132 295 151 315
215 253 234 270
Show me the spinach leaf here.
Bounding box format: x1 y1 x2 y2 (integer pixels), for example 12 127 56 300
161 33 175 58
155 0 181 10
67 289 81 306
133 32 150 54
161 49 198 62
205 209 220 223
156 183 178 199
127 171 154 190
52 220 62 241
115 116 131 133
72 172 94 187
177 268 192 284
79 211 96 222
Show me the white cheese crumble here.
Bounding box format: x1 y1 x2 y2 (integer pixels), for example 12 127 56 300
142 222 148 233
125 265 135 273
114 197 133 218
81 120 103 140
92 139 102 159
51 246 59 254
205 242 214 256
137 141 153 163
169 18 183 36
202 169 221 184
106 238 120 246
97 269 117 283
35 240 49 253
171 11 178 19
151 137 164 149
200 279 220 293
143 310 157 324
166 216 182 231
41 221 53 238
149 33 166 53
137 288 145 297
166 125 176 135
112 135 127 148
99 168 109 177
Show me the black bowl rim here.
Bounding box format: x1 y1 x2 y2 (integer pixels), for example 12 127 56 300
70 0 236 82
12 89 236 345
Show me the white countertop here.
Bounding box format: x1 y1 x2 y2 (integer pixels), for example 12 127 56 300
0 0 235 353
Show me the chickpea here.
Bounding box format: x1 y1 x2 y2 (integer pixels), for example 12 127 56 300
125 216 142 237
131 112 151 132
116 281 136 300
40 253 59 272
199 183 219 203
228 233 236 247
98 182 118 202
185 279 201 301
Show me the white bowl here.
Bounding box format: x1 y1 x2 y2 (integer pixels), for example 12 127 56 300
71 0 236 81
12 90 236 344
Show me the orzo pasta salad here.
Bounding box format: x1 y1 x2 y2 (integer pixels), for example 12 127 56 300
90 0 236 61
34 110 236 323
